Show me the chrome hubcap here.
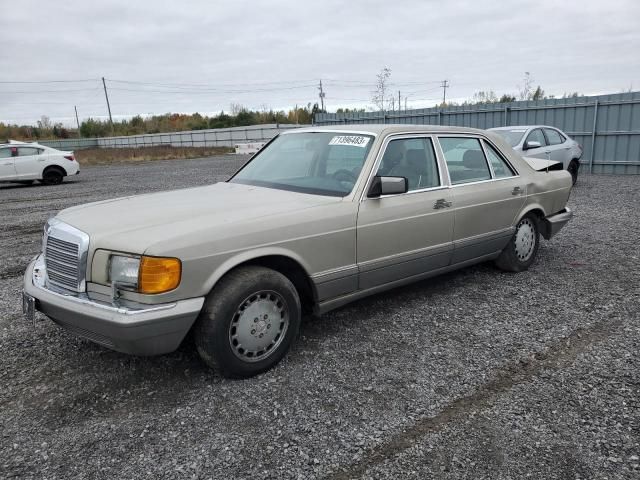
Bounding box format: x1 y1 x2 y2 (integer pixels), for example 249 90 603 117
514 218 536 261
229 290 289 363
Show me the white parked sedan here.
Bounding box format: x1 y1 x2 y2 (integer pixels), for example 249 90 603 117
488 126 582 185
0 141 80 186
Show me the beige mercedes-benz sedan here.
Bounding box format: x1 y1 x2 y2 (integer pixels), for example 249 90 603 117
23 125 573 378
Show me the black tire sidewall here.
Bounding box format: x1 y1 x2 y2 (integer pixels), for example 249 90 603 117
43 170 63 185
195 266 301 378
568 161 579 185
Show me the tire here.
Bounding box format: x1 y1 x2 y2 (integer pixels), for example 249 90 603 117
495 213 540 272
568 160 579 186
194 266 301 378
41 168 64 186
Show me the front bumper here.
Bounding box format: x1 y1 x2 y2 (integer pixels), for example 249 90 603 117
541 207 573 240
23 254 204 356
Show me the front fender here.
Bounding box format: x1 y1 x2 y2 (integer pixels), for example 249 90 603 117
201 246 315 297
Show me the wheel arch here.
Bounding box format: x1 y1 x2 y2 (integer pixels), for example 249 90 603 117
516 204 548 238
202 248 318 314
42 164 68 178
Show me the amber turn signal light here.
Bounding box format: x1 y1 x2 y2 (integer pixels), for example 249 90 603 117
138 256 181 294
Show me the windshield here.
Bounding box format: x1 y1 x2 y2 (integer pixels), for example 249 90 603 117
493 129 527 147
229 132 374 197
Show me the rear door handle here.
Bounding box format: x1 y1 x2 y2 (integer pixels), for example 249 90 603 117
512 186 523 195
433 198 452 209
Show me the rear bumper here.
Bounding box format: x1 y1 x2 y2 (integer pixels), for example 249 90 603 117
541 207 573 240
23 255 204 355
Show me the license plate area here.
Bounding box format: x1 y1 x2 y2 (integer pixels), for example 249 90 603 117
22 292 36 327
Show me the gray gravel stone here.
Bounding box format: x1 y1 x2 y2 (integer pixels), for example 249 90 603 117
0 159 638 479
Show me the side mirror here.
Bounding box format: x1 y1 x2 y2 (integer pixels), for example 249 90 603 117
367 176 408 198
523 140 541 150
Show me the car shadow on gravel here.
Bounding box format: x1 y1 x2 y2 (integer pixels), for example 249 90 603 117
14 258 531 434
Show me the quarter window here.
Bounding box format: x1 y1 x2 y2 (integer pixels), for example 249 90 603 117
483 141 515 178
376 137 439 191
439 137 491 185
544 128 564 145
525 129 546 147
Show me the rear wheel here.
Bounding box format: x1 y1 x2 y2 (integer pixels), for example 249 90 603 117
568 160 579 186
194 266 301 378
40 168 64 185
495 213 540 272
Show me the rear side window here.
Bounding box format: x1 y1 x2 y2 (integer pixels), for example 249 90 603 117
0 148 11 158
525 129 547 147
439 137 491 185
17 147 41 156
544 128 564 145
483 141 516 178
377 137 440 191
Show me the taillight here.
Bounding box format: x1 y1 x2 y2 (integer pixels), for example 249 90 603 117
64 155 75 161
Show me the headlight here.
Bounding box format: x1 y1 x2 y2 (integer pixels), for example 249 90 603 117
108 254 181 294
109 255 140 287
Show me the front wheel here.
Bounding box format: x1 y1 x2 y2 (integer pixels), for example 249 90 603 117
495 213 540 272
194 266 301 378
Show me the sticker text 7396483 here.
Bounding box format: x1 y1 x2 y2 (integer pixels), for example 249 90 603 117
328 135 370 148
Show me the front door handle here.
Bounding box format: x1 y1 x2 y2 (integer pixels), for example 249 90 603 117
433 198 452 209
2 162 12 166
512 186 523 195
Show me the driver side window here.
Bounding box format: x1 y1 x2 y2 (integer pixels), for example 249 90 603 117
376 137 440 191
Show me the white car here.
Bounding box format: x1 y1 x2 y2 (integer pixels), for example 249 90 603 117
0 141 80 186
488 126 582 185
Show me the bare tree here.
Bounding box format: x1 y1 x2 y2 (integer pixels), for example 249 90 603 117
372 67 392 112
518 72 533 101
37 115 53 130
229 103 245 115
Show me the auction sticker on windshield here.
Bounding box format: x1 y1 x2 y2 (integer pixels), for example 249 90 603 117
329 135 370 148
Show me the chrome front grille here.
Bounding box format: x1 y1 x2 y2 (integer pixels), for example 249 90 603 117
46 237 79 289
43 219 89 292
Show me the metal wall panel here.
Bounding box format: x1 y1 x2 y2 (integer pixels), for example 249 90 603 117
38 124 307 151
314 91 640 174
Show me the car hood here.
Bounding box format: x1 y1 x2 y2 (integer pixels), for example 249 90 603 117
56 182 342 254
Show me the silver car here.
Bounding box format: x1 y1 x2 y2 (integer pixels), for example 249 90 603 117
488 126 582 184
23 125 573 378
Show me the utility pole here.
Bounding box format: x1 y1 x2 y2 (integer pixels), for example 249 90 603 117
318 80 326 112
398 90 401 113
391 96 395 113
74 106 81 138
441 80 449 105
102 76 114 133
404 97 407 111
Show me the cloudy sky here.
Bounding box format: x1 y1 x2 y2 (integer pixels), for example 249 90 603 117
1 0 639 125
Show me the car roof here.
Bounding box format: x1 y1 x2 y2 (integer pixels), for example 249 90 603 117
488 125 561 131
284 124 490 136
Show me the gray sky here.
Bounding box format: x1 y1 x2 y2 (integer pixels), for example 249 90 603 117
2 0 639 125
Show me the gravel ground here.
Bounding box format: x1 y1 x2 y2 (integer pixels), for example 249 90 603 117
0 157 638 479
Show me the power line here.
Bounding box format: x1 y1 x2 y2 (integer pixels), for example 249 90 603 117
0 87 101 94
0 79 99 84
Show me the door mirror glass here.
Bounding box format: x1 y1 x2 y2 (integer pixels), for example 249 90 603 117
523 140 541 150
367 176 408 197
